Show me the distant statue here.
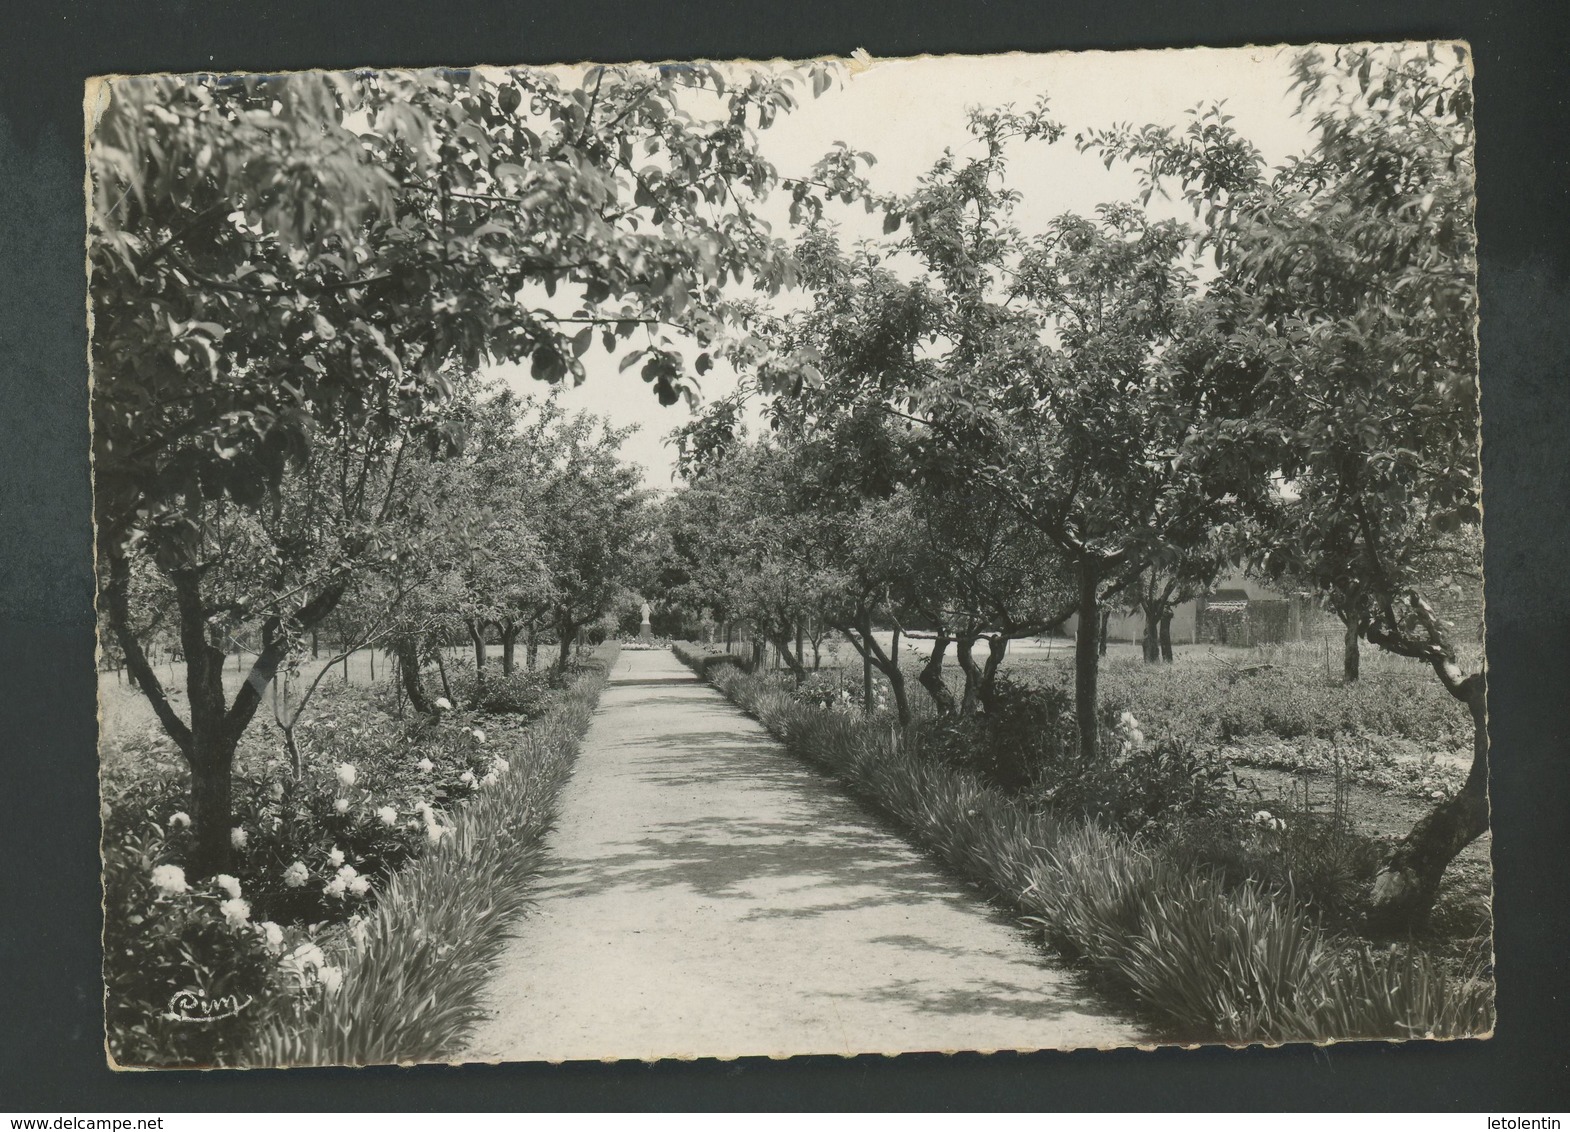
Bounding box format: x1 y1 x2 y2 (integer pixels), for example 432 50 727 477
640 601 652 625
639 600 654 643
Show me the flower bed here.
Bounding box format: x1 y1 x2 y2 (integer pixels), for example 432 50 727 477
103 646 617 1067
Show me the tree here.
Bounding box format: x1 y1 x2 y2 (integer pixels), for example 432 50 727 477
527 412 652 671
1084 44 1483 924
898 474 1074 712
660 432 844 684
758 109 1249 757
90 63 834 872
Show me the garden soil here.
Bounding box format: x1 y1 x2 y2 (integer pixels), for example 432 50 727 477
464 647 1141 1063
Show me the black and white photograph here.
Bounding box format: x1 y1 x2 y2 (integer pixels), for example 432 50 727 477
88 43 1492 1070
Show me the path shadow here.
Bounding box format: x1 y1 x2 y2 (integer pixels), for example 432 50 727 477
828 974 1101 1027
544 807 975 916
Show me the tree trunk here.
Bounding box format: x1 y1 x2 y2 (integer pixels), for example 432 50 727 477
861 634 873 717
978 635 1009 713
434 649 454 703
1343 615 1361 683
188 742 234 877
501 622 518 675
396 637 434 715
469 620 487 673
1160 611 1174 662
1098 609 1110 657
1142 603 1161 663
918 635 955 714
766 630 808 683
1075 558 1101 761
955 635 983 716
1367 672 1490 929
854 615 911 725
173 569 238 877
105 547 347 877
557 630 575 673
311 630 319 659
526 622 539 669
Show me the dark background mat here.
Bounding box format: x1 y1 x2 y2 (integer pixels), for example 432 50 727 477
2 0 1566 1111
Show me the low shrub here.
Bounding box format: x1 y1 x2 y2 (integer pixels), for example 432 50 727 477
1168 805 1388 933
916 676 1236 839
788 667 886 715
103 820 319 1068
671 641 754 680
446 663 561 718
675 647 1492 1045
918 676 1074 792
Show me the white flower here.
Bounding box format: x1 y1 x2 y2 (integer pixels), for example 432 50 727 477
323 876 347 899
318 966 344 994
328 847 345 868
481 771 499 788
416 758 435 773
426 823 450 845
434 697 452 711
230 826 248 850
491 757 510 775
258 920 284 953
471 728 487 744
167 811 191 830
282 860 309 888
213 874 242 899
459 770 476 786
150 864 188 894
281 941 325 982
348 876 371 897
1130 729 1145 747
336 763 358 788
1252 810 1275 825
218 897 251 928
267 781 285 800
1119 711 1139 730
336 863 358 882
376 805 398 826
333 798 350 814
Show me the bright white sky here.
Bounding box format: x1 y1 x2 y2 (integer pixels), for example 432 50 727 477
485 46 1319 489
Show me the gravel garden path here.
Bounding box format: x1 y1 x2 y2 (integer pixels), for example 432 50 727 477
464 647 1140 1063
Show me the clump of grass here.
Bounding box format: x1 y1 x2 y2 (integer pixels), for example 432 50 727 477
672 642 1492 1045
244 646 616 1065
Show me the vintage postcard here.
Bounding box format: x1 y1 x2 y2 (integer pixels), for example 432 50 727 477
90 43 1489 1068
